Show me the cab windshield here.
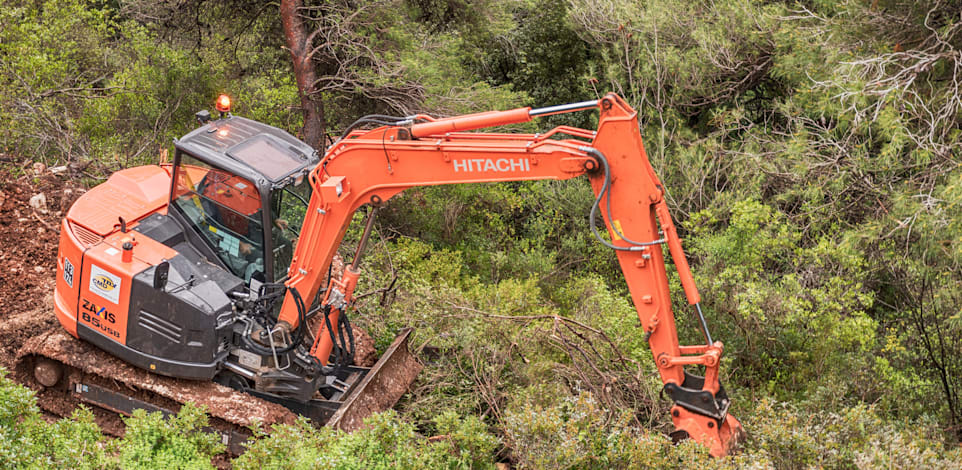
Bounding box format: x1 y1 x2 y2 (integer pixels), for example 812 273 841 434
172 154 265 283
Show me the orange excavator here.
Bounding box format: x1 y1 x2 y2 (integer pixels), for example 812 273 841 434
18 92 743 456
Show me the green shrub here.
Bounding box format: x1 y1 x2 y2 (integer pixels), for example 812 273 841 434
0 370 111 469
118 404 224 470
744 400 962 469
504 392 739 469
234 410 497 470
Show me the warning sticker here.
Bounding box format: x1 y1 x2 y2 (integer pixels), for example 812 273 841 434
611 219 625 242
89 264 122 304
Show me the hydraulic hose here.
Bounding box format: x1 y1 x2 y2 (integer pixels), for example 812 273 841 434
581 147 666 251
241 285 309 355
335 114 415 143
319 302 355 377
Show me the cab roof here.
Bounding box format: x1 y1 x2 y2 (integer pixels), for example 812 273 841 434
175 115 319 185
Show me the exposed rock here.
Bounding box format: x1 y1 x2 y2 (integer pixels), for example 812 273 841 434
29 193 47 213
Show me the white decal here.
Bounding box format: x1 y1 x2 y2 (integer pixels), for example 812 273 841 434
63 257 74 287
89 264 122 304
104 247 120 256
452 158 529 173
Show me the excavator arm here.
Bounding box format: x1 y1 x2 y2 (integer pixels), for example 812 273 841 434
279 93 744 456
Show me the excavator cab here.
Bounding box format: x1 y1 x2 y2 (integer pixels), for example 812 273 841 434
169 120 318 287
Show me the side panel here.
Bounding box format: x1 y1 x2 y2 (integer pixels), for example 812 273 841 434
77 320 226 380
78 243 146 344
73 217 239 380
58 165 174 339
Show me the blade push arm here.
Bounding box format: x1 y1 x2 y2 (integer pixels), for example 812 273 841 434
281 93 743 456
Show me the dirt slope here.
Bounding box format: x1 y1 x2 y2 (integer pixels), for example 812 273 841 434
0 168 82 370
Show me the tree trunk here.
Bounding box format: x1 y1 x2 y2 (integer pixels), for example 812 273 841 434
280 0 325 150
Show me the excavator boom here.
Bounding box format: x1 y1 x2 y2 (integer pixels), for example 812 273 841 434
280 93 745 456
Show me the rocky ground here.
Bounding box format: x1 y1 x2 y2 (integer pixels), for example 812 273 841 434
0 165 82 371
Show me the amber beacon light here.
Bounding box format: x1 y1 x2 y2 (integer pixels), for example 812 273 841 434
215 94 232 113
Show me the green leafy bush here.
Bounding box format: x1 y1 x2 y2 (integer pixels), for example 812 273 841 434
234 410 497 469
0 370 111 469
118 405 224 470
745 400 962 469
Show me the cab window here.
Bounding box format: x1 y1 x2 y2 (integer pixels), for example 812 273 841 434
172 154 265 283
270 179 310 281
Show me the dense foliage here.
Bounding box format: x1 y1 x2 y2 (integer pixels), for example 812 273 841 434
2 0 962 467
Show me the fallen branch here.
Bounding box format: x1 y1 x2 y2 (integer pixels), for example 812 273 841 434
442 302 658 427
31 209 55 231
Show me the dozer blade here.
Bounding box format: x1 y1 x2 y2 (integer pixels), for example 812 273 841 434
327 328 422 431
